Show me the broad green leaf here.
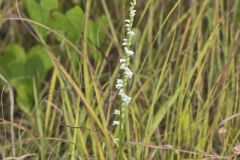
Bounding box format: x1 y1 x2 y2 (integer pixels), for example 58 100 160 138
96 16 109 45
0 44 53 109
88 16 108 47
1 44 25 63
15 79 34 109
87 16 108 61
0 44 33 108
26 0 59 38
26 0 40 21
65 6 84 42
26 45 52 80
0 44 26 79
26 0 46 36
40 0 59 12
50 11 66 31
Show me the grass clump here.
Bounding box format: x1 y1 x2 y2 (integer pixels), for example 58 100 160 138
0 0 240 159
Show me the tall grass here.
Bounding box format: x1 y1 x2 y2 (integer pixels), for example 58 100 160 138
0 0 240 159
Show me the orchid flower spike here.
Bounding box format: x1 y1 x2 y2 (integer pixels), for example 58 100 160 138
113 0 137 145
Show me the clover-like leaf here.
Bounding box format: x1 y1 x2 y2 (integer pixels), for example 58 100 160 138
26 45 52 80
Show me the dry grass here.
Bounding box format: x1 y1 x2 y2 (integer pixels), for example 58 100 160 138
0 0 240 159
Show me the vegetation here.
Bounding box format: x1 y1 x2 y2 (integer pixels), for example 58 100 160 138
0 0 240 159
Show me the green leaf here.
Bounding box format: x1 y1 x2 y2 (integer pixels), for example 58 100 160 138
0 44 52 108
0 44 33 108
149 88 181 137
15 79 34 108
40 0 59 12
1 44 26 63
65 6 84 42
26 45 52 80
86 16 108 61
88 16 108 47
0 44 26 79
26 0 45 36
26 0 40 20
50 11 66 31
26 0 59 38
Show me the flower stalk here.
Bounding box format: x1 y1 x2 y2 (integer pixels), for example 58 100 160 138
113 0 137 158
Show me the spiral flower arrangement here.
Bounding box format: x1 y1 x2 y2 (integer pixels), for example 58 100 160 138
113 0 136 156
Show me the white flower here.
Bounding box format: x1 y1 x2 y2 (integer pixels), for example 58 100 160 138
113 121 120 126
118 89 131 104
114 109 120 115
113 0 136 140
122 38 128 46
130 6 136 15
117 79 124 84
119 88 125 97
116 83 124 89
125 19 130 23
120 63 133 78
120 59 125 63
133 0 136 5
125 23 130 28
116 79 124 89
122 42 128 46
127 31 135 37
118 89 131 105
120 63 126 69
130 12 136 17
124 47 134 56
130 9 136 15
124 67 133 78
122 94 131 105
131 1 136 6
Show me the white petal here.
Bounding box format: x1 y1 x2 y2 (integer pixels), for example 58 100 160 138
119 88 124 96
116 83 123 89
124 47 134 56
120 63 126 69
117 79 124 84
120 59 126 63
124 67 133 78
128 31 135 37
122 42 128 46
131 10 136 14
113 121 120 126
116 79 124 89
125 19 130 23
130 9 136 17
114 110 120 115
122 94 131 105
127 50 134 56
